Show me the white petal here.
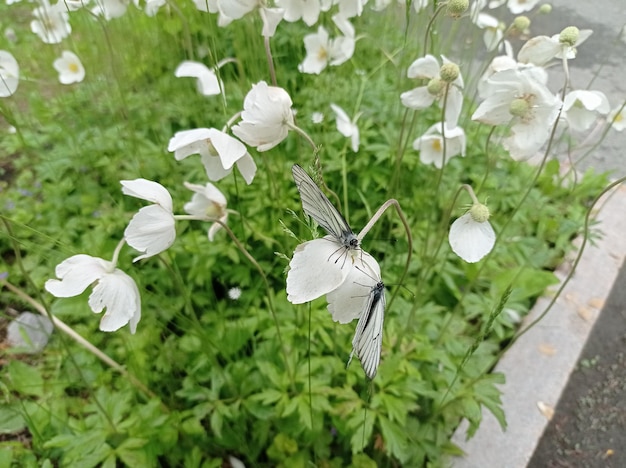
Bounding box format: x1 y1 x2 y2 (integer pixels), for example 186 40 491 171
406 55 439 79
124 205 176 262
326 252 380 323
449 213 496 263
121 179 173 212
208 129 248 170
235 153 257 184
167 128 213 160
286 238 352 304
0 50 19 97
201 153 232 181
400 86 435 110
88 269 141 333
45 254 109 297
260 7 284 37
175 61 221 96
517 36 560 66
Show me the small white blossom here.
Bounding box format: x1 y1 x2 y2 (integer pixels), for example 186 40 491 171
449 203 495 263
311 112 324 123
232 81 295 151
30 1 72 44
121 179 176 262
607 106 626 132
0 50 19 97
413 123 466 168
330 103 360 152
168 128 257 184
518 29 593 67
175 61 222 96
53 51 85 85
298 16 355 74
562 90 610 132
45 254 141 333
228 287 242 300
400 54 464 129
183 181 228 241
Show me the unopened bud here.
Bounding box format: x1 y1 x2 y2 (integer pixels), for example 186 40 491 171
512 16 530 32
427 77 445 96
446 0 469 18
538 3 552 14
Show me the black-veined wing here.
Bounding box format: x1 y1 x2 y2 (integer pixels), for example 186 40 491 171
349 281 385 379
292 164 359 250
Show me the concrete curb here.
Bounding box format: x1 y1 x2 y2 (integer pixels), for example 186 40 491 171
450 184 626 467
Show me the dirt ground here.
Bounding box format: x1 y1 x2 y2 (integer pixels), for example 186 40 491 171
529 263 626 468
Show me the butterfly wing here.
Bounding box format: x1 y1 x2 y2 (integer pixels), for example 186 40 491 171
349 281 385 379
292 164 357 248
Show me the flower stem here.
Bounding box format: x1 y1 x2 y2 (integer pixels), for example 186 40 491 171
264 36 278 87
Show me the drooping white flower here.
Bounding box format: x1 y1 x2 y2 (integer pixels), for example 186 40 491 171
174 61 223 96
471 67 561 159
231 81 295 151
121 179 176 262
330 103 360 152
53 51 85 85
168 128 257 184
30 1 72 44
607 105 626 132
286 236 381 323
400 54 464 129
562 90 610 132
474 12 503 51
183 181 228 241
217 0 284 37
0 50 19 97
91 0 129 20
413 123 466 168
449 202 495 263
518 28 593 67
45 254 141 333
277 0 321 26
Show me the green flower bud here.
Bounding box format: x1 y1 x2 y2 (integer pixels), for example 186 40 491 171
439 62 460 83
469 202 490 223
539 4 552 14
509 98 530 118
446 0 469 18
559 26 580 47
512 16 530 32
427 77 445 96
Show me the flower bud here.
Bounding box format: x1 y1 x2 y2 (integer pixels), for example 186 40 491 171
469 202 490 223
512 16 530 32
538 3 552 14
446 0 469 18
559 26 580 47
427 77 445 96
509 98 530 118
439 62 460 83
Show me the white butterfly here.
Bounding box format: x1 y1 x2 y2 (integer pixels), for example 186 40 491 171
348 280 385 379
291 164 360 251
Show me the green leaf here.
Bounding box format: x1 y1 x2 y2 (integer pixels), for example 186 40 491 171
7 361 44 397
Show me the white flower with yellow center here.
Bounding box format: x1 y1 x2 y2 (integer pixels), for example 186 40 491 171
413 123 466 168
53 51 85 85
183 182 228 241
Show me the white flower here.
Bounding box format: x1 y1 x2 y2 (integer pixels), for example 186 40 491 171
330 103 360 152
504 0 539 14
474 12 503 51
53 51 85 85
45 254 141 333
400 54 464 129
0 50 19 97
298 16 355 74
286 236 381 323
30 1 72 44
231 81 295 151
175 61 222 96
449 203 495 263
183 181 228 241
168 128 256 184
562 90 610 132
121 179 176 262
607 106 626 132
91 0 129 19
277 0 321 26
471 67 561 160
311 111 324 123
227 287 242 300
518 29 593 67
413 123 466 168
337 0 368 17
217 0 284 37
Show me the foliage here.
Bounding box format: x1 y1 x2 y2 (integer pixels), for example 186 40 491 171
0 1 613 466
